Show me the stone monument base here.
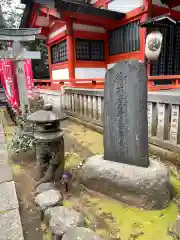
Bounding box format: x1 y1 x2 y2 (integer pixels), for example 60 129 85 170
80 156 172 210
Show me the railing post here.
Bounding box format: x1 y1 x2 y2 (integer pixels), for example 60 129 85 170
92 96 97 120
87 95 92 118
83 95 88 118
157 103 171 140
147 102 158 136
170 104 180 144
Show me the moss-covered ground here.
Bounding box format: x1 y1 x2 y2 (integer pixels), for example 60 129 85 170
62 121 180 240
6 119 180 240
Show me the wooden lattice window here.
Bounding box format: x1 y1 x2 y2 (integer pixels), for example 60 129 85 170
76 39 105 61
108 20 140 56
51 40 67 64
150 24 180 77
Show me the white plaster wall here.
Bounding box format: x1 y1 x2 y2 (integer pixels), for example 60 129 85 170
108 0 143 13
48 25 66 39
75 68 106 79
90 0 98 3
107 63 116 69
73 23 105 33
52 69 69 80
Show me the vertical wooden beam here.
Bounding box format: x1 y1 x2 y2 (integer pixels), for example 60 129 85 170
105 33 109 69
66 19 75 86
47 46 53 81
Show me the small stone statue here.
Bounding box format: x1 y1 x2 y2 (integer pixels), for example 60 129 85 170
27 104 67 187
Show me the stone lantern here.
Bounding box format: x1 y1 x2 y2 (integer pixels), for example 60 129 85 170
27 104 67 187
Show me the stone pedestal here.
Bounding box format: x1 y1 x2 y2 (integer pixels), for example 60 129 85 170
80 156 172 209
80 60 172 209
104 60 149 167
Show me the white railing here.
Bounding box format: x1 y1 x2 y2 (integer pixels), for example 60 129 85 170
36 88 180 154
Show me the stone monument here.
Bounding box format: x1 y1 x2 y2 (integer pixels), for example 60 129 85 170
80 60 172 209
27 104 67 187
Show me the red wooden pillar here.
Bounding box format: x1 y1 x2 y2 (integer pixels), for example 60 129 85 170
66 19 75 86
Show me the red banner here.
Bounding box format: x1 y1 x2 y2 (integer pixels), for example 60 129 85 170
0 60 19 109
0 59 34 109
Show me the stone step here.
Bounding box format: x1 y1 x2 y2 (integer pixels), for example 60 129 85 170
0 181 19 212
62 227 103 240
0 209 24 240
35 189 63 211
47 206 84 239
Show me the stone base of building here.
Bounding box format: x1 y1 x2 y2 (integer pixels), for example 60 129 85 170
80 155 172 210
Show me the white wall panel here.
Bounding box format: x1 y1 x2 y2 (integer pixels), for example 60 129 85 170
108 0 143 13
107 63 116 69
48 25 66 39
52 69 69 80
75 68 106 79
73 23 105 33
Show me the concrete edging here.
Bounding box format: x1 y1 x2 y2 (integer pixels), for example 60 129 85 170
0 124 24 239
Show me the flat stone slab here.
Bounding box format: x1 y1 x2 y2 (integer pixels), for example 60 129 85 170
44 206 63 224
62 227 103 240
49 207 84 236
36 182 55 195
0 209 24 240
35 189 63 210
0 181 19 211
0 133 5 144
0 164 13 183
80 156 172 209
0 146 9 165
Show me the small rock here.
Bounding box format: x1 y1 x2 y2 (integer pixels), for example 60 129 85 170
35 189 63 210
44 206 62 225
36 182 55 195
62 227 103 240
175 219 180 234
49 207 84 237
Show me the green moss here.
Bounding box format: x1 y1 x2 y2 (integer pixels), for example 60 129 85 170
63 200 73 207
171 176 180 197
83 195 177 240
11 163 21 175
65 152 81 170
43 230 51 240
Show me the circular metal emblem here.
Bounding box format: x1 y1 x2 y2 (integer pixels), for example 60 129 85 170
148 36 161 52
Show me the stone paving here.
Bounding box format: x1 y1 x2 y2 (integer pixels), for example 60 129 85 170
0 122 24 240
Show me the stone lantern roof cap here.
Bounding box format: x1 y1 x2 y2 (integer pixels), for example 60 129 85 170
27 104 67 123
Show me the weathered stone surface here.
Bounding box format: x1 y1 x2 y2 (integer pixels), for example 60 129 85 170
36 182 55 194
0 209 24 240
104 60 149 167
49 207 84 236
44 206 65 223
62 227 103 240
35 189 62 210
0 164 13 183
0 144 9 165
0 133 5 144
0 181 19 211
80 156 171 209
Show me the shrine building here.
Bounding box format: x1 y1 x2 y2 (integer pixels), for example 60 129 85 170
20 0 180 91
